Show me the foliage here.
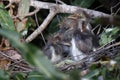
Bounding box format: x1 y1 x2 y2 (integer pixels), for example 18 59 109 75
0 0 120 80
0 4 15 31
99 27 120 46
0 70 9 80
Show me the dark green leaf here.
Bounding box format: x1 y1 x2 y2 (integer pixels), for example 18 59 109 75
72 0 95 8
0 4 15 31
27 71 46 80
11 73 27 80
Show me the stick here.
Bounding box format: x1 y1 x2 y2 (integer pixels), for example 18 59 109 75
30 0 110 18
25 7 58 42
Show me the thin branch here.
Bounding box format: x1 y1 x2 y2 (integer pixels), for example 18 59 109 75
94 5 103 10
34 11 47 45
92 24 101 32
12 8 40 19
5 0 21 8
25 8 40 17
0 51 14 61
114 7 120 15
110 2 120 15
25 7 58 42
55 0 66 5
97 25 101 35
13 64 33 72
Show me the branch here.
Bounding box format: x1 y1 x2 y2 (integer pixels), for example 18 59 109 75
12 8 40 19
30 0 110 18
25 7 58 42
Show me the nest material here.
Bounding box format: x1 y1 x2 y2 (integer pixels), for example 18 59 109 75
56 36 120 71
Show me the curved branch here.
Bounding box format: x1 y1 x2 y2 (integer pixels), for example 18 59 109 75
25 7 58 42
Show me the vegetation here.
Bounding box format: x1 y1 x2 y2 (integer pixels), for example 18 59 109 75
0 0 120 80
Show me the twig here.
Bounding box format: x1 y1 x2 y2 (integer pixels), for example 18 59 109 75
13 64 33 72
55 0 66 5
94 5 103 10
34 11 47 45
5 0 21 8
97 25 101 35
0 51 14 61
5 2 12 8
12 8 40 19
25 8 40 17
25 7 58 42
92 24 101 32
110 2 120 15
114 7 120 15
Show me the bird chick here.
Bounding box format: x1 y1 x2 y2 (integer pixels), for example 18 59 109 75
69 12 99 61
70 24 99 61
43 34 70 64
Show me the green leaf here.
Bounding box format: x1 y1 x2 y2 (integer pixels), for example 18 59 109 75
16 0 30 32
72 0 95 8
27 71 46 80
0 29 67 79
99 31 112 45
0 4 15 31
99 27 120 45
0 70 9 80
83 69 100 79
12 73 27 80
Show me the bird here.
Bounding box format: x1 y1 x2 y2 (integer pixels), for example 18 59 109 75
43 34 70 64
69 16 99 61
43 11 99 63
70 28 99 61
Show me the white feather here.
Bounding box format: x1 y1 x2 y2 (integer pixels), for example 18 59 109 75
70 38 86 61
50 46 62 63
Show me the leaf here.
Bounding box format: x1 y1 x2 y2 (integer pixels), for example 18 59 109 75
83 69 100 79
0 70 9 80
0 4 15 31
99 31 112 46
0 29 67 79
12 73 27 80
99 27 120 45
27 71 46 80
16 0 30 32
72 0 95 8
